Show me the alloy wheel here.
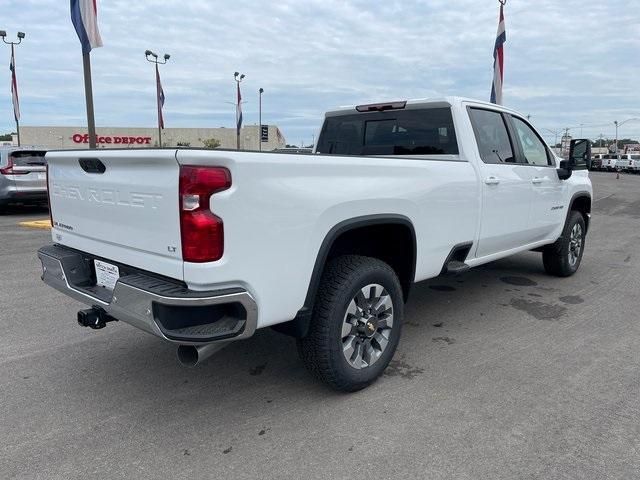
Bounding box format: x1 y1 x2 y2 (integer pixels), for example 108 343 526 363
341 284 394 369
568 223 583 267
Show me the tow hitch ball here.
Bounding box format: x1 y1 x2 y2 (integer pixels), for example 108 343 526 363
77 307 117 330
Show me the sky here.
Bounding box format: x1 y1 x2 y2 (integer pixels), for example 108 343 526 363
1 0 639 146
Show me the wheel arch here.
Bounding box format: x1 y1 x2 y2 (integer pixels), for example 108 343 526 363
271 214 417 338
568 192 591 232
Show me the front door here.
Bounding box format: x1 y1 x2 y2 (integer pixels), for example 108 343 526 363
468 108 533 258
509 115 566 242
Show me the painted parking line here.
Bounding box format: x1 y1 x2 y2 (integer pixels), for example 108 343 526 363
594 193 614 203
19 219 52 230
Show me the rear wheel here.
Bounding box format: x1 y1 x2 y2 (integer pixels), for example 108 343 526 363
542 210 586 277
297 255 403 392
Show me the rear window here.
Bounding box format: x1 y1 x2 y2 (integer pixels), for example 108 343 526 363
316 108 459 156
10 151 46 167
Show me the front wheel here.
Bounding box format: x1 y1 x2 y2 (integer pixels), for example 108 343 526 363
542 211 586 277
297 255 403 392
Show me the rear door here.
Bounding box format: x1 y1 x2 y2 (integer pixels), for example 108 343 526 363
508 115 566 242
468 107 534 258
47 149 184 280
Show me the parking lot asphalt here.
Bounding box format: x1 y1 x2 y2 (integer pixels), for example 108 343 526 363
1 172 639 480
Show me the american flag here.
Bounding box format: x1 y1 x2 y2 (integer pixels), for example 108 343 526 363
9 44 19 122
236 82 243 134
490 3 506 105
156 64 165 129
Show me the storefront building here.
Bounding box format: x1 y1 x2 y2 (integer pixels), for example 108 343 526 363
14 125 286 151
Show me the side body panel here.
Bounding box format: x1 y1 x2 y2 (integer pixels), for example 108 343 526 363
177 149 480 328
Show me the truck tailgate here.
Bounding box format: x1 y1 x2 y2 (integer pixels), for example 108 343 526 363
46 149 184 280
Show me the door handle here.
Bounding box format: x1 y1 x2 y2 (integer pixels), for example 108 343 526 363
531 177 543 184
484 176 500 185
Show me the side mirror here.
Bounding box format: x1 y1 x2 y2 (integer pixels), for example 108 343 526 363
558 160 572 180
568 139 591 170
558 139 592 180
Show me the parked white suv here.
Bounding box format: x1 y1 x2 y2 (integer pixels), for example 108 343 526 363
39 97 592 391
0 147 47 209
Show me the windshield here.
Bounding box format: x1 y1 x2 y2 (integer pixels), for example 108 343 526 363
316 108 458 156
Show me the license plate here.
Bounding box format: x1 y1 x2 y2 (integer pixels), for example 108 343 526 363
94 260 120 290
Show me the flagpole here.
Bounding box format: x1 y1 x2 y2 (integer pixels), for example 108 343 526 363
2 31 25 147
234 72 245 151
12 44 20 147
145 50 169 148
82 52 97 149
11 44 20 147
156 64 162 148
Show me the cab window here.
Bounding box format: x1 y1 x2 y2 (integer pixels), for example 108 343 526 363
468 108 516 164
316 108 459 156
511 117 551 166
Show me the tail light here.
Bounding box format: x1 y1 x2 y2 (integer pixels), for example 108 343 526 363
0 156 29 175
179 165 231 262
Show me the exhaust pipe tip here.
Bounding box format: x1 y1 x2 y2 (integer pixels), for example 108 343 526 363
177 342 228 367
177 345 199 367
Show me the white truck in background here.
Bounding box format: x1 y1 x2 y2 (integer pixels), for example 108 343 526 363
39 97 592 391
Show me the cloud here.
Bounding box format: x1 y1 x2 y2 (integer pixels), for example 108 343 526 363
0 0 638 143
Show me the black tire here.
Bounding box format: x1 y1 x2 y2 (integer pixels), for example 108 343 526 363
297 255 403 392
542 210 586 277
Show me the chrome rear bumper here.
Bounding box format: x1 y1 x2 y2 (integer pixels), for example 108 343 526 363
38 245 258 345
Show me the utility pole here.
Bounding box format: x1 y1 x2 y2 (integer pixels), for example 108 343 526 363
1 31 25 146
145 50 170 147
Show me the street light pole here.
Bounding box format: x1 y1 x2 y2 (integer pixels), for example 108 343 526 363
145 50 170 147
613 118 640 154
258 88 264 151
234 72 245 150
1 30 25 146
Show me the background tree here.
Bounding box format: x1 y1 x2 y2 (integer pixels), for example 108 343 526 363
201 138 221 149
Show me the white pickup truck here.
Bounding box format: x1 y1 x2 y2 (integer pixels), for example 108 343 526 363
39 97 592 391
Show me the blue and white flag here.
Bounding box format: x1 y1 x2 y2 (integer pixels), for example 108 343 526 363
70 0 103 54
156 64 165 129
236 82 243 134
490 3 506 105
9 45 19 122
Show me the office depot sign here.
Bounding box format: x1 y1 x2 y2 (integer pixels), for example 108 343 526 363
72 134 152 145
